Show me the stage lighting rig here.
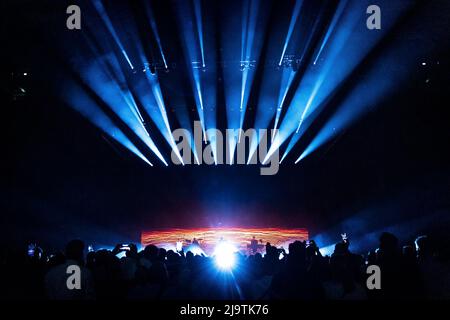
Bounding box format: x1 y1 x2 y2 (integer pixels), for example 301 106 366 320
239 60 256 71
191 61 207 72
140 61 170 75
278 55 301 72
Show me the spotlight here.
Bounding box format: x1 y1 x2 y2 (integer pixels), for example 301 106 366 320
213 242 237 270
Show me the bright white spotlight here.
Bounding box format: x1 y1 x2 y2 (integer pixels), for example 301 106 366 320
213 242 237 270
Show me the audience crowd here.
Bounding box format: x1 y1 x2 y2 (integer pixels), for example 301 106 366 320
1 232 449 300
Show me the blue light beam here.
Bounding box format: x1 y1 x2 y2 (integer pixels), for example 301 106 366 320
63 80 152 166
278 0 304 66
93 0 135 69
143 1 168 69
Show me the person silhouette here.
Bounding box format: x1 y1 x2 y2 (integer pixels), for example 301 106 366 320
249 236 259 254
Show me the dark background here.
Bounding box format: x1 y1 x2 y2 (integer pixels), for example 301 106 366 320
2 0 450 251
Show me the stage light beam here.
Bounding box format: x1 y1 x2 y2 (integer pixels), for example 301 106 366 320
194 0 206 68
278 0 304 66
93 0 135 70
143 1 168 69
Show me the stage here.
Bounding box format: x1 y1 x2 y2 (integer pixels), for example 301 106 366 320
141 227 308 255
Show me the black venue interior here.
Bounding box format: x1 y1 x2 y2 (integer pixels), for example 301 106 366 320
2 0 450 301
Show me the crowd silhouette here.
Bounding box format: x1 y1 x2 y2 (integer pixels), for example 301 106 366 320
1 232 449 300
